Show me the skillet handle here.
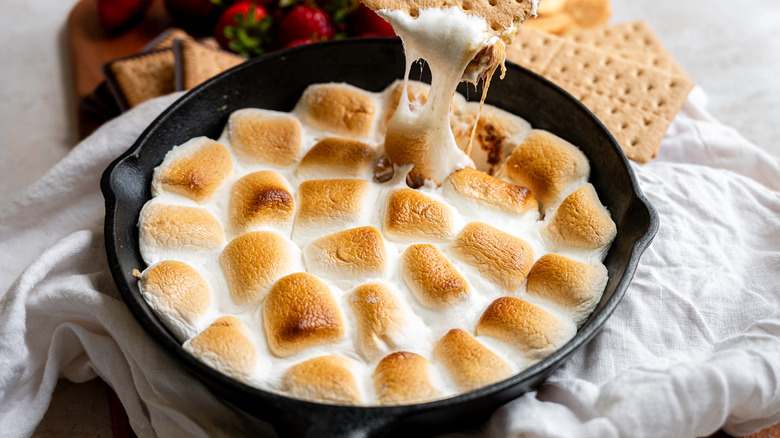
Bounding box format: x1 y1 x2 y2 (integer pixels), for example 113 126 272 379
275 405 398 438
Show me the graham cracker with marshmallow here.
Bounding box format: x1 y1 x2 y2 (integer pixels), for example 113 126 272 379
361 0 536 35
506 25 693 163
174 39 245 90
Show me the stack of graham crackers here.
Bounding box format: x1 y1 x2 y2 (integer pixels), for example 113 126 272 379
102 29 245 111
506 19 694 163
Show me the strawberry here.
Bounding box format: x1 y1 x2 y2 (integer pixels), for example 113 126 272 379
315 0 359 26
350 4 395 37
214 2 272 57
277 4 335 48
96 0 152 32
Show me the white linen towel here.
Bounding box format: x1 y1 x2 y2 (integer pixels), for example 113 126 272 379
0 87 778 438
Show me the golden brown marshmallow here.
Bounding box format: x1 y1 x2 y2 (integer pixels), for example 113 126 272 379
450 222 534 291
228 171 294 234
304 226 387 283
152 137 233 203
543 183 617 252
184 316 256 380
384 188 456 243
263 273 345 357
219 231 294 306
476 297 575 361
401 244 469 309
505 130 590 207
296 83 377 138
294 179 370 230
282 356 361 405
526 254 608 326
140 261 210 339
434 329 511 392
297 137 377 179
452 105 530 175
348 283 404 358
139 203 225 252
444 167 539 215
373 351 439 405
227 109 301 165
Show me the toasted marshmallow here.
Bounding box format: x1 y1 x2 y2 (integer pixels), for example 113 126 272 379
476 297 575 362
264 273 345 357
293 179 372 245
227 109 301 165
228 171 295 234
139 202 224 261
526 254 608 326
504 130 590 207
543 184 617 253
295 83 378 138
401 244 469 309
296 137 377 180
139 261 211 341
434 328 511 392
152 137 233 203
373 351 439 405
220 231 296 307
303 226 387 286
348 283 405 359
282 356 361 405
384 188 456 243
452 103 531 175
184 316 256 380
450 222 534 291
443 167 539 215
382 80 431 132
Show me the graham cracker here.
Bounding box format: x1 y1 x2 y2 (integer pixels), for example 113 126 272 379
361 0 536 35
504 28 565 75
566 21 688 78
507 27 694 163
103 49 176 110
174 39 245 90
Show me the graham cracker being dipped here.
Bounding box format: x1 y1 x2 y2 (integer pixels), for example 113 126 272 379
360 0 536 36
103 48 176 110
174 39 245 90
506 25 693 163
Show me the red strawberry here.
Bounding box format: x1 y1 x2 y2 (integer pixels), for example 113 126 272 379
277 5 335 47
214 2 272 57
350 4 395 37
284 37 319 48
97 0 152 32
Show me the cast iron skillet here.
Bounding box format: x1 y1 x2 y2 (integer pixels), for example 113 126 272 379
102 38 658 437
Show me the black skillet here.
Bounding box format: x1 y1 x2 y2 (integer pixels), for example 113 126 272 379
101 38 658 437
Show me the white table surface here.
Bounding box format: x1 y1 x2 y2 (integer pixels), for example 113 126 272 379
0 0 777 435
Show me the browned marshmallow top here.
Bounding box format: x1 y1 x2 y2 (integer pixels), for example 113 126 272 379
138 80 615 407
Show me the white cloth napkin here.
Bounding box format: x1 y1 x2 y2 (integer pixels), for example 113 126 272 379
1 87 779 438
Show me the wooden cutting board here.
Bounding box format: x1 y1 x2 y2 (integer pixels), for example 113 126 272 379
64 2 779 437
